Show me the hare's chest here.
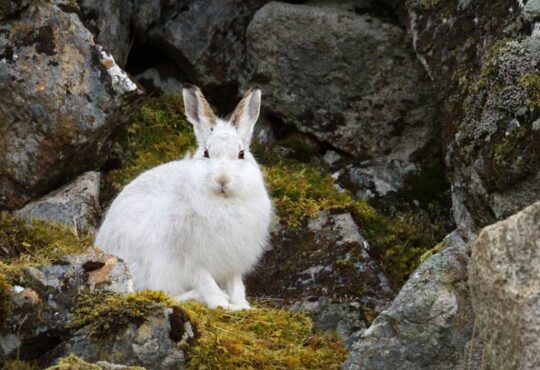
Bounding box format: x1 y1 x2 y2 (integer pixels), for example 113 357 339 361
188 199 271 276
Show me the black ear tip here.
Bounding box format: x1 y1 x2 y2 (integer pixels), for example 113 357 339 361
248 84 262 93
182 83 200 93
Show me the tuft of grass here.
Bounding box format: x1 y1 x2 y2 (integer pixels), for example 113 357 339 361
0 273 11 326
182 300 347 370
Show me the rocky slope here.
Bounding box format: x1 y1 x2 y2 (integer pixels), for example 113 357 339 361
0 0 539 369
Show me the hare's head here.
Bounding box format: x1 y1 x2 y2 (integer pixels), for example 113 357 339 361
183 85 264 198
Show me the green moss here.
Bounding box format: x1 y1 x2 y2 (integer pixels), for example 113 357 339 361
101 95 195 206
419 242 444 263
45 354 101 370
67 290 171 339
182 300 347 370
45 354 146 370
493 128 526 175
520 73 540 108
0 212 93 285
2 360 37 370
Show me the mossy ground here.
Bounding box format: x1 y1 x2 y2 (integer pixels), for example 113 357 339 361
0 212 93 282
44 353 145 370
68 290 347 369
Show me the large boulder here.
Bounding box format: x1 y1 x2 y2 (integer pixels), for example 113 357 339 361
144 0 267 105
247 211 394 345
393 0 540 233
470 201 540 370
246 2 437 175
77 0 133 67
0 1 143 210
344 231 483 369
15 171 101 232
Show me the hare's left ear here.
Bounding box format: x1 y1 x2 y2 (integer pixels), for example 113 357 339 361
229 87 261 147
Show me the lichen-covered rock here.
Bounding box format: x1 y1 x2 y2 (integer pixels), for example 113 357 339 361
0 1 143 210
246 2 437 189
470 201 540 370
0 248 194 369
145 0 266 102
15 171 101 232
247 211 394 344
344 231 482 370
394 0 540 233
0 249 132 363
77 0 133 67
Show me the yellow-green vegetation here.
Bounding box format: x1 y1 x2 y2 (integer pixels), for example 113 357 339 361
419 242 444 263
44 353 145 370
102 95 442 287
45 354 100 370
2 360 37 370
520 73 540 108
183 300 347 369
68 290 347 369
0 212 93 281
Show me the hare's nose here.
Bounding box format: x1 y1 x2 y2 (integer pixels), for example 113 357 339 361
215 175 231 188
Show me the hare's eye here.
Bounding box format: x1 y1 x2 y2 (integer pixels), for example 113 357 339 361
238 150 245 159
204 149 210 158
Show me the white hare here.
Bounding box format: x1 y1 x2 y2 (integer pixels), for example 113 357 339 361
95 85 273 310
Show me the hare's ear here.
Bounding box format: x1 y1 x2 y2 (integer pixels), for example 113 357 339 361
229 87 261 147
182 84 217 144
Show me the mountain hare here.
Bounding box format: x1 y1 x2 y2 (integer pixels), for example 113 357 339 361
95 85 272 310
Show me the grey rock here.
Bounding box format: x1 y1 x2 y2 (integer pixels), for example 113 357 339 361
0 2 143 210
0 0 30 20
524 0 540 21
135 66 184 95
78 0 133 67
147 0 266 94
290 298 367 348
344 231 483 370
132 0 160 36
399 0 540 232
0 249 133 363
247 212 393 337
16 171 101 232
470 201 540 370
246 2 436 162
49 309 192 370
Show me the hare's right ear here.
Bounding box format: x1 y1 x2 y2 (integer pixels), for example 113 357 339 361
182 84 217 145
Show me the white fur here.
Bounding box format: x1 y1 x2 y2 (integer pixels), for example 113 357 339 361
95 86 272 310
